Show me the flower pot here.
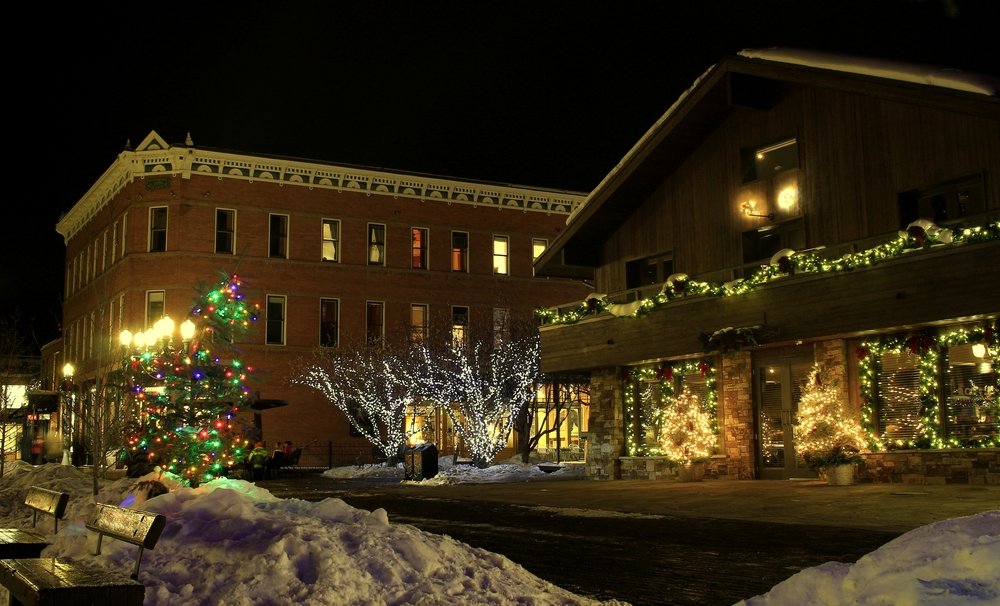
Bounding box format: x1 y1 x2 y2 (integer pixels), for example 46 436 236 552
677 461 705 482
825 463 855 486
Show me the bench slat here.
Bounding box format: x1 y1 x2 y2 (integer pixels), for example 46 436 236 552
85 504 166 550
0 530 48 559
0 558 144 606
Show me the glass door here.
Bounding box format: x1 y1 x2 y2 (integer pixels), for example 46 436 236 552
756 357 815 479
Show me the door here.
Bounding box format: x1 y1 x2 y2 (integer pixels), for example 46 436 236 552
755 356 815 479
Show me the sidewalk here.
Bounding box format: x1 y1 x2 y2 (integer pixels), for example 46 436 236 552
388 477 1000 534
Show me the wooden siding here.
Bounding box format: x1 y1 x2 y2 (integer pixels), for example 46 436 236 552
595 81 1000 294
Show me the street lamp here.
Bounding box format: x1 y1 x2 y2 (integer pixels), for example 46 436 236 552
60 362 75 465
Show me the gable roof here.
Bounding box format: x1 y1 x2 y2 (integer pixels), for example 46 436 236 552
534 49 1000 279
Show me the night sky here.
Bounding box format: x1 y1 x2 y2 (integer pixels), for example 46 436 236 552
7 0 1000 351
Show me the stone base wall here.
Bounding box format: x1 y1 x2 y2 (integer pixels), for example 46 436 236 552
860 449 1000 484
620 455 731 481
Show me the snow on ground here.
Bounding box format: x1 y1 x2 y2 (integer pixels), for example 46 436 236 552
0 458 996 605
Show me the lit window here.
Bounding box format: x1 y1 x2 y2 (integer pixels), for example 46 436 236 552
451 232 468 272
322 219 340 262
368 224 386 266
410 304 428 342
412 228 428 269
493 235 509 275
451 306 469 348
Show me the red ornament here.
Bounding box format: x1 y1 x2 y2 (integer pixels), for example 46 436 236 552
698 362 710 378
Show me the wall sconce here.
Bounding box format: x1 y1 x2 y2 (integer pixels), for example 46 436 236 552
777 185 799 211
741 200 774 221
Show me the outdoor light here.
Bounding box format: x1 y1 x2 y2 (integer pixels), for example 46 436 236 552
119 329 133 348
741 200 775 221
777 185 799 211
180 319 196 342
972 343 987 358
62 362 75 379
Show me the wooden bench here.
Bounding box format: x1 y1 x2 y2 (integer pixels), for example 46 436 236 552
0 487 69 559
0 503 166 606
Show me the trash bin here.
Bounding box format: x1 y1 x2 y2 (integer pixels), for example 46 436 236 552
403 444 438 480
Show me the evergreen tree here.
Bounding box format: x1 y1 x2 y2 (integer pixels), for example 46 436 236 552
124 273 260 485
794 364 867 468
659 386 715 464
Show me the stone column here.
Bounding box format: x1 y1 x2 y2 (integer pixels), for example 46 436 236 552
584 367 626 480
720 351 755 479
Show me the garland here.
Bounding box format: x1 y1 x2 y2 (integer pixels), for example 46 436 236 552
538 219 1000 325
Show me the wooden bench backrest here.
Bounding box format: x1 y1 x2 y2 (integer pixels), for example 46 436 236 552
86 503 166 580
24 487 69 533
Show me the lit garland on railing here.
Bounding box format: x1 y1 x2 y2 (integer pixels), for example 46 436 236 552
857 321 999 450
622 360 717 457
538 219 1000 325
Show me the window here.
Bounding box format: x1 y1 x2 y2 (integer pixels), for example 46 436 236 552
368 224 385 266
742 218 805 265
531 238 547 275
944 343 997 445
266 295 286 345
145 291 165 328
451 231 468 272
322 219 340 262
625 253 674 290
366 301 384 344
320 298 339 347
493 308 510 346
451 306 469 348
149 207 167 252
411 228 428 269
742 138 798 183
216 209 236 254
871 339 998 447
493 235 509 275
269 214 289 259
898 174 986 229
410 304 428 342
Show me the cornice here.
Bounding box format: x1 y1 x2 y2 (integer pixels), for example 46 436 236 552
56 131 586 242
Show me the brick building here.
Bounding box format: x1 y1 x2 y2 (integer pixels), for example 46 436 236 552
55 131 592 468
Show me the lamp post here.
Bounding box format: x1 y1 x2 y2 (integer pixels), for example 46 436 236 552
60 362 75 465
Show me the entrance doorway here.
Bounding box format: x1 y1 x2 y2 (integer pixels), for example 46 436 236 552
754 354 815 479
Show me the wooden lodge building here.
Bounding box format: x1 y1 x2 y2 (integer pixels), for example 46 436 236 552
534 49 1000 483
53 131 593 467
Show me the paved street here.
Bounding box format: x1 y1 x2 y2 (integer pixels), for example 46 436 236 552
250 473 1000 605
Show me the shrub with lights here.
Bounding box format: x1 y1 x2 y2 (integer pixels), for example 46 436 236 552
122 273 260 486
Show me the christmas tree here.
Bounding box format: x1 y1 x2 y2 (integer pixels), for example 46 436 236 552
794 364 868 469
659 386 716 464
123 273 260 485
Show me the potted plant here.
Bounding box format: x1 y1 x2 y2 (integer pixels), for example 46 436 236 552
803 444 863 485
793 364 868 485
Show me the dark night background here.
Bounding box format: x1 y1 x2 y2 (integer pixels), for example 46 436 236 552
5 0 1000 352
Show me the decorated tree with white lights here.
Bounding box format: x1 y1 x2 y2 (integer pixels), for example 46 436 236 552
794 364 868 469
417 329 540 468
659 386 716 465
123 273 260 486
291 337 427 461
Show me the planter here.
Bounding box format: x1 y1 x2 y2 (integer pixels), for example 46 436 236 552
677 461 706 482
825 463 855 486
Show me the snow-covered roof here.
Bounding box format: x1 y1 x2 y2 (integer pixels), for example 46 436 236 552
738 47 998 96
